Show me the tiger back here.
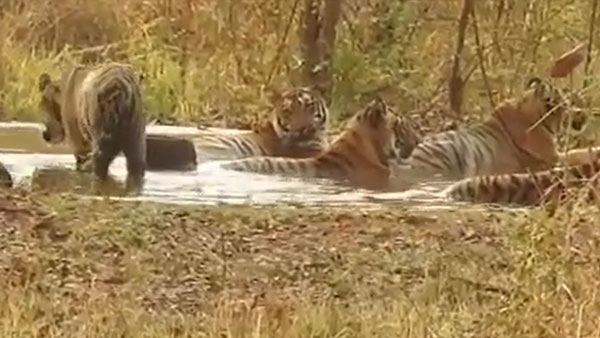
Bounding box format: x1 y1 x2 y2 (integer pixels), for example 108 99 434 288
219 98 420 190
193 87 329 161
445 158 600 207
445 146 600 207
391 77 585 185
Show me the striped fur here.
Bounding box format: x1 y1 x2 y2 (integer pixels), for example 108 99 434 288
194 87 329 160
393 77 585 184
38 62 146 190
219 98 420 190
445 158 600 207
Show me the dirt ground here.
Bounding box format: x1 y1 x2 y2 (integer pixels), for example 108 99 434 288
1 187 599 337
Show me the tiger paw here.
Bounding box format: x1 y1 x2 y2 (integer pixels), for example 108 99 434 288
75 154 93 172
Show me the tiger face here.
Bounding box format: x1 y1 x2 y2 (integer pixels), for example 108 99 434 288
271 87 328 146
38 73 65 144
524 77 586 135
392 115 422 160
350 97 401 162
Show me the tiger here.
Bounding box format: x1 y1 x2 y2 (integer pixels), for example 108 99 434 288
390 77 586 187
444 157 600 207
218 98 422 190
193 87 329 161
38 62 146 191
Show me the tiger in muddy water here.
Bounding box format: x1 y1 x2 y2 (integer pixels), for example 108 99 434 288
38 62 146 191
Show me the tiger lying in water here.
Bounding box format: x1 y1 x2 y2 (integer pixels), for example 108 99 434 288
390 77 586 188
194 87 329 160
445 158 600 207
218 98 422 190
445 147 600 207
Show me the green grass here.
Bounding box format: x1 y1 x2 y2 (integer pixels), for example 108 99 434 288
1 188 599 337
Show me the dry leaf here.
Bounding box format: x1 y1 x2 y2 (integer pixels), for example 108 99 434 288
550 43 586 78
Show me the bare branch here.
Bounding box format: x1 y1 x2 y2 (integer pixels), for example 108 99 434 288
584 0 598 89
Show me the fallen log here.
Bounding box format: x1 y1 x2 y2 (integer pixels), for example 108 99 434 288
145 134 197 171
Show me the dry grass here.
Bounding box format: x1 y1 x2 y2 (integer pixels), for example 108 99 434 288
0 0 598 137
0 187 599 337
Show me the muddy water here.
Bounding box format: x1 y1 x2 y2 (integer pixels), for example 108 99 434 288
0 122 461 209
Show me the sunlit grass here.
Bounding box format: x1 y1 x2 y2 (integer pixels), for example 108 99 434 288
0 0 597 133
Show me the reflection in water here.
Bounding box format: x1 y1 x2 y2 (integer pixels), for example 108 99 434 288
0 122 459 209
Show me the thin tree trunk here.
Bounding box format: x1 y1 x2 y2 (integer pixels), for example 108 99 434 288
300 0 321 89
448 0 474 115
318 0 342 97
300 0 342 100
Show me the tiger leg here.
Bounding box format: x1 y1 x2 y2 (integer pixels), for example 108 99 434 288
121 129 146 192
75 151 92 172
91 132 120 181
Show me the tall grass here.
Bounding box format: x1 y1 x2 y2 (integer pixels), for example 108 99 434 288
0 0 598 134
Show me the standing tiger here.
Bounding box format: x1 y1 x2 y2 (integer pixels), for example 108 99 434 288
390 77 585 187
193 87 329 161
445 157 600 207
218 98 422 190
38 62 146 191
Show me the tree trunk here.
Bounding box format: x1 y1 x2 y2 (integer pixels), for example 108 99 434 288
448 0 473 115
299 0 342 100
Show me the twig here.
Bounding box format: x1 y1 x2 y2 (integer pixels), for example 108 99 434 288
0 206 32 213
584 0 598 89
471 5 496 108
265 0 301 86
450 276 512 297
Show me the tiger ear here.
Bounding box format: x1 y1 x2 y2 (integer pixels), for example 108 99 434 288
550 43 586 78
495 103 557 164
38 73 52 92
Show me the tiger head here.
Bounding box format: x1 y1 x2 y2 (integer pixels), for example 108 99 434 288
520 77 586 135
348 97 403 163
392 114 422 160
38 73 65 144
270 87 328 147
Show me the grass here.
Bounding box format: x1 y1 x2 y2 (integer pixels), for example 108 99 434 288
0 0 599 136
0 187 599 337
